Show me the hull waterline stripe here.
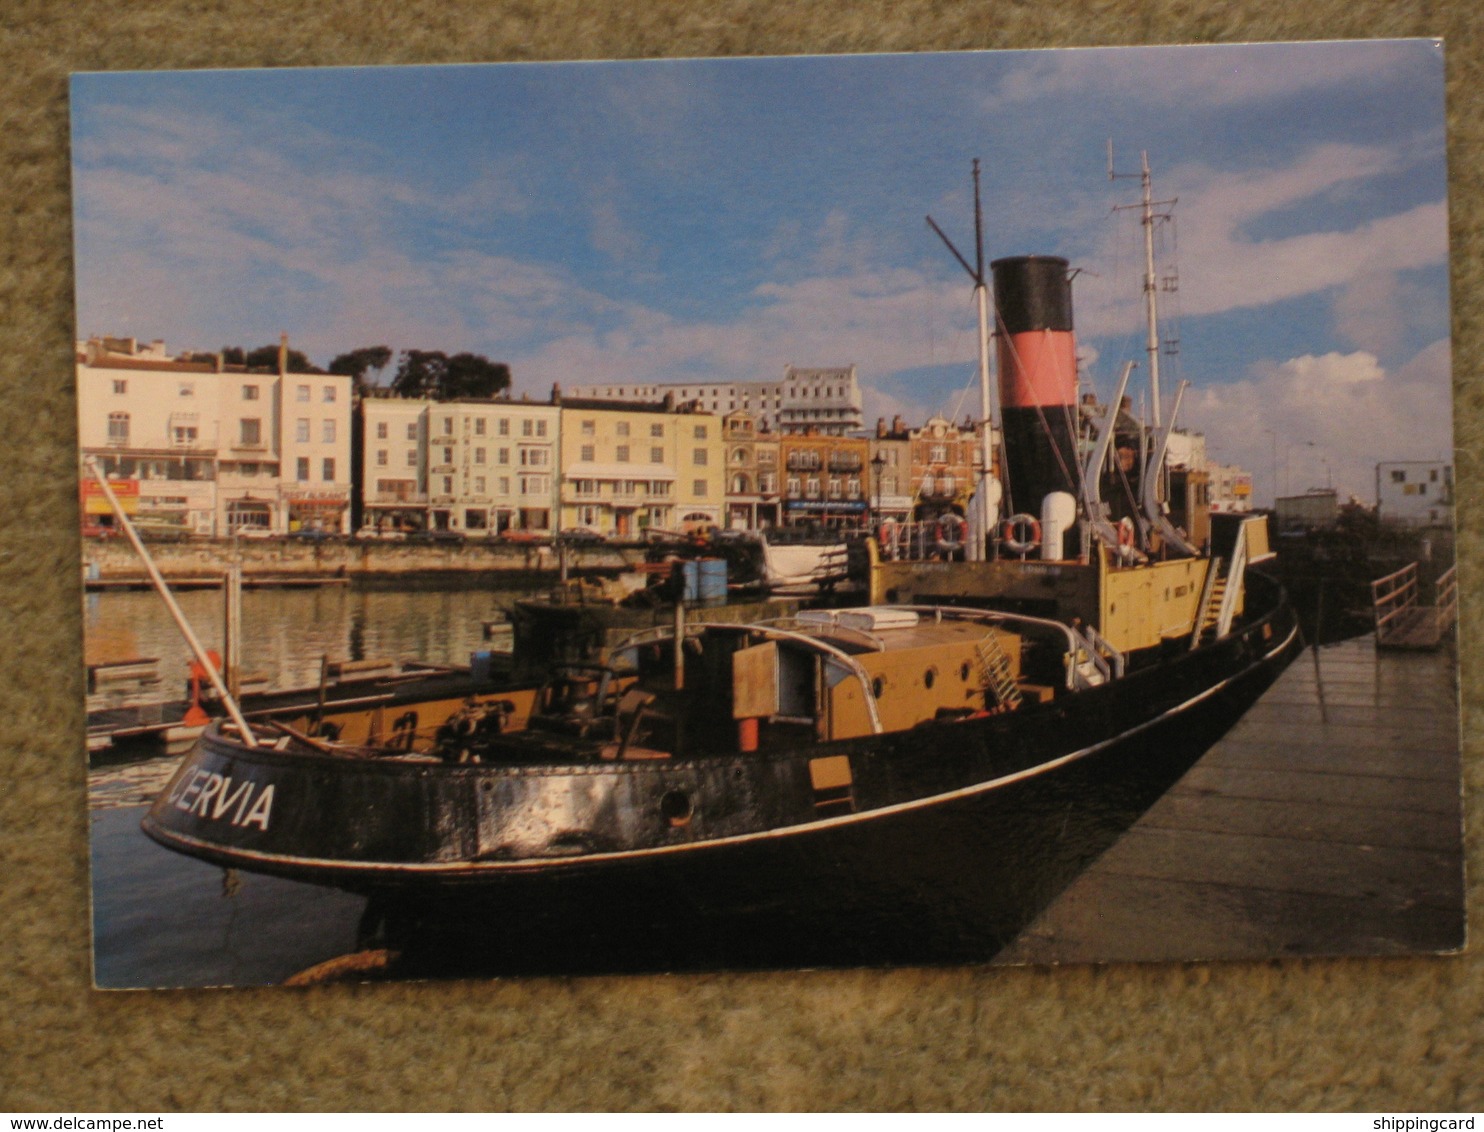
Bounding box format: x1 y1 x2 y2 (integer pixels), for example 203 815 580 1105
147 623 1300 879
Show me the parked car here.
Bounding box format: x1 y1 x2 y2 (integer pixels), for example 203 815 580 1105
407 529 465 545
495 528 549 544
355 526 407 541
557 527 607 544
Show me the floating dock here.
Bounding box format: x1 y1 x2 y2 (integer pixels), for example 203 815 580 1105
998 635 1465 963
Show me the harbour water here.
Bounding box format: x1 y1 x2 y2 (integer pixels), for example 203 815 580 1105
86 583 540 988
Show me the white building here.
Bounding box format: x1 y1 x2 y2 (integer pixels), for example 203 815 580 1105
360 396 561 533
1208 463 1253 514
1377 461 1453 527
77 336 352 535
566 364 864 436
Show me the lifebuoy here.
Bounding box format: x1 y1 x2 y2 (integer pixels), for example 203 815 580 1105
1000 513 1041 555
935 514 967 553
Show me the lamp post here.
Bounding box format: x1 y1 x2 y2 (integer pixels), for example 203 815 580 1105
871 451 888 533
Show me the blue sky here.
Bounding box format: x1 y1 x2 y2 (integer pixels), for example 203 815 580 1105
71 40 1452 505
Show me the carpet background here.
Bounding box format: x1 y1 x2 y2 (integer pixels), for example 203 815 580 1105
2 1 1480 1112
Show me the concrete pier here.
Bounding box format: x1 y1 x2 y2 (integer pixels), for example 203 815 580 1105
998 635 1466 964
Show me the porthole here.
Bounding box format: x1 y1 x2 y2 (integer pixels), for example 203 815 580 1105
872 676 885 698
959 661 972 682
660 789 693 828
924 667 937 689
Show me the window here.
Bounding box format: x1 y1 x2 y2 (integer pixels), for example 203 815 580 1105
694 425 708 439
536 420 548 438
442 476 454 494
406 450 417 467
652 482 671 498
107 412 129 444
173 425 198 446
522 449 549 467
581 420 596 436
323 386 337 403
930 444 948 463
240 419 262 446
787 476 801 496
112 379 127 395
617 422 630 437
297 385 310 402
475 419 486 436
242 385 259 401
296 419 310 443
406 423 418 440
1391 470 1407 483
581 445 595 462
651 424 664 438
651 447 664 464
1430 469 1439 482
178 382 194 397
441 446 454 465
616 445 630 463
377 450 388 466
322 458 336 482
498 448 510 465
521 420 533 437
322 420 336 444
296 457 309 481
693 480 708 498
499 477 510 495
499 419 510 436
474 476 486 494
806 477 820 497
693 448 708 466
474 447 486 464
376 422 388 439
442 417 453 435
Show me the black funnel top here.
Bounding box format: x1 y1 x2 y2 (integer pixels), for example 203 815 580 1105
991 256 1073 335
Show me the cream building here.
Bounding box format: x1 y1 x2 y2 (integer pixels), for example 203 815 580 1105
557 393 722 536
566 364 864 436
360 395 561 533
77 336 352 535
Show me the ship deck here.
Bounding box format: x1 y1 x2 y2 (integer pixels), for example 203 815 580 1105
997 634 1466 964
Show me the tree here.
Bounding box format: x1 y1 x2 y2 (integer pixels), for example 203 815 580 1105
243 344 315 373
391 349 512 400
328 345 394 392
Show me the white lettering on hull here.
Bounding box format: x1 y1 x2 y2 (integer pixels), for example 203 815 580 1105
168 768 275 831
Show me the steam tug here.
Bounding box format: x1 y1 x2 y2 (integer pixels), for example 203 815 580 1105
142 168 1300 970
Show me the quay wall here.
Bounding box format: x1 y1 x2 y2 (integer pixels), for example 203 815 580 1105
80 538 639 579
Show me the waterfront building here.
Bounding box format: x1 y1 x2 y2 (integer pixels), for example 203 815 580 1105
868 416 914 527
556 391 722 536
566 364 864 436
1376 461 1454 527
907 415 980 523
1276 489 1340 531
778 430 870 528
1208 463 1253 514
721 411 781 530
359 395 561 534
77 335 352 535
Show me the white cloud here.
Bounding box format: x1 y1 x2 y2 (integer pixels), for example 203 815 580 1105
984 41 1434 114
1187 340 1453 505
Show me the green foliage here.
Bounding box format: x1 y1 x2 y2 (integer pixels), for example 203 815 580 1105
391 349 512 400
329 346 394 392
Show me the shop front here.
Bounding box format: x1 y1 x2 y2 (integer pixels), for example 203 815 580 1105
284 490 349 534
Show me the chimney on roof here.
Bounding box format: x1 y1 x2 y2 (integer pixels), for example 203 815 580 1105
663 391 675 411
551 382 562 405
278 333 289 377
876 417 886 439
891 414 904 435
215 352 224 374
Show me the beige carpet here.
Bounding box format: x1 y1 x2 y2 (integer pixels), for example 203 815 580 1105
2 1 1480 1111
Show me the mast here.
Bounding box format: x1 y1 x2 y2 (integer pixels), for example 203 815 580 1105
927 159 998 561
1109 144 1176 430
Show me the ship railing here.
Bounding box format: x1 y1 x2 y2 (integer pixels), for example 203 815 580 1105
612 620 885 735
1371 561 1419 643
1080 622 1126 680
1214 523 1249 639
893 605 1119 692
1435 564 1459 636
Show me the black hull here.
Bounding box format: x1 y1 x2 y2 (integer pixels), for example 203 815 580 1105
143 576 1299 972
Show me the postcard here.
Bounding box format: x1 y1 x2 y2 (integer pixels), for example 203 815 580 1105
74 40 1463 988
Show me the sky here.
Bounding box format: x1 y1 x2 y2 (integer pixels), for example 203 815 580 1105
70 40 1452 506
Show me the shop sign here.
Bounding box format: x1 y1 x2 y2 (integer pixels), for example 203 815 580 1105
80 478 140 515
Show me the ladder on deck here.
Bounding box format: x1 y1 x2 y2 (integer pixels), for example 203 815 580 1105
975 630 1023 712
